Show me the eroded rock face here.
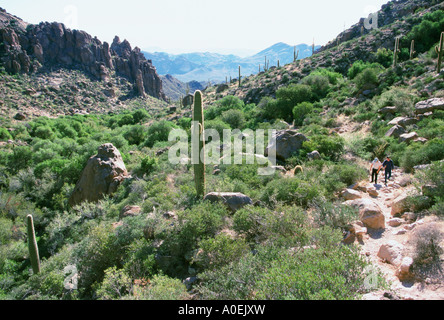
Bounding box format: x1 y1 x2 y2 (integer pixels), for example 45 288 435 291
0 9 165 100
68 143 129 207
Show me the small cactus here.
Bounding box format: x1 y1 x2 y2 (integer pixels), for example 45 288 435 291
393 37 401 67
435 32 444 73
192 90 205 197
293 165 303 175
27 215 40 274
410 40 416 60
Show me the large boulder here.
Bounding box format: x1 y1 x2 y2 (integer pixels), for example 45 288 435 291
69 143 130 207
388 117 418 128
415 98 444 115
390 193 410 216
398 132 418 143
341 189 362 201
265 130 309 161
377 240 404 267
385 125 406 138
204 192 252 213
345 198 385 229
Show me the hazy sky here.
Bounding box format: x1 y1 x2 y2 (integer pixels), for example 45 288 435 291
1 0 389 56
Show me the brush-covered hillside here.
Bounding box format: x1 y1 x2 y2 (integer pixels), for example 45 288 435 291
0 0 444 302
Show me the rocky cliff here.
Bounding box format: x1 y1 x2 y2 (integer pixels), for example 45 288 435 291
0 8 165 100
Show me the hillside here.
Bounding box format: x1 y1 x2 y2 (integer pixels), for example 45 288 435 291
144 43 319 83
0 0 444 304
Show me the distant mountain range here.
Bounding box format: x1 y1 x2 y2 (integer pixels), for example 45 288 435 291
143 42 321 83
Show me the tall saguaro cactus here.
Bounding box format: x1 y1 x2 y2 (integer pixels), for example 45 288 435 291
393 37 401 67
294 47 299 62
27 215 40 274
435 32 444 73
192 90 205 197
238 66 241 87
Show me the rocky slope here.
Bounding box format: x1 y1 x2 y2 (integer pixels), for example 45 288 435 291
0 7 165 101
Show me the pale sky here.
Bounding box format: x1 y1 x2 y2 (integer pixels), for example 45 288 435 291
1 0 389 56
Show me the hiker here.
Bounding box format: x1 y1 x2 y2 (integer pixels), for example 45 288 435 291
382 155 395 184
369 157 382 184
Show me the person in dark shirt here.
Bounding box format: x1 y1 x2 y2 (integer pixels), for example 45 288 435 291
382 156 394 184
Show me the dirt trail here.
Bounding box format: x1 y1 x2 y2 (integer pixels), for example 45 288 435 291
337 116 444 300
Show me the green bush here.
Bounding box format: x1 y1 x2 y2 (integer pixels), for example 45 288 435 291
293 102 314 126
144 121 176 148
221 109 246 129
406 10 444 53
302 134 345 161
347 61 384 80
275 84 313 122
193 233 250 271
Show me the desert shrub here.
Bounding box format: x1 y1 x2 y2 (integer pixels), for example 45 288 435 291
260 177 320 208
96 267 133 300
192 233 250 271
347 60 384 80
221 109 246 129
205 119 230 137
411 223 444 280
354 66 383 91
144 120 176 148
311 200 359 230
400 138 444 172
275 84 313 122
373 48 393 68
123 238 158 280
232 205 309 246
123 125 147 145
197 228 377 300
293 102 314 127
406 10 444 53
302 134 345 161
0 128 12 141
301 73 330 100
130 274 190 300
205 95 244 120
320 163 367 195
253 228 372 300
132 109 150 124
375 87 416 116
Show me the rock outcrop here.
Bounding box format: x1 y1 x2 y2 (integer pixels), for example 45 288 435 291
344 198 385 229
0 8 165 100
68 143 130 207
265 130 309 161
203 192 252 213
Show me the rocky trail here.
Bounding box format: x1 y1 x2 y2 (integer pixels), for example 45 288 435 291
336 117 444 300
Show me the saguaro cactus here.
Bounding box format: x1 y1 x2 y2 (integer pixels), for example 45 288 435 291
27 215 40 274
238 66 241 87
393 37 401 67
435 32 444 73
410 40 416 60
192 90 205 197
294 47 299 62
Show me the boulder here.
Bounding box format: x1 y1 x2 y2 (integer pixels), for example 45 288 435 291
307 150 321 161
346 198 385 229
387 218 403 227
390 193 410 216
120 205 141 219
398 132 418 143
68 143 130 207
378 106 397 115
385 125 406 138
397 256 414 281
388 117 418 128
265 130 309 160
341 189 362 201
203 192 252 212
415 98 444 115
377 240 404 267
